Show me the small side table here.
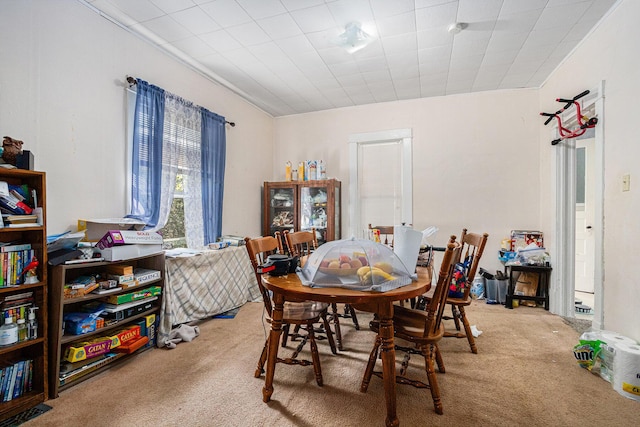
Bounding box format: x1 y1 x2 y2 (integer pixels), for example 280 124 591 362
504 265 552 310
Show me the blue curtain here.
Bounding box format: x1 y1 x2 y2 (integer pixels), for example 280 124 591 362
128 79 165 228
200 108 226 243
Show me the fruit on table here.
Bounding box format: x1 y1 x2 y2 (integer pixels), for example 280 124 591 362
373 262 393 274
340 263 351 269
349 259 363 269
339 255 352 263
357 265 394 285
328 261 340 269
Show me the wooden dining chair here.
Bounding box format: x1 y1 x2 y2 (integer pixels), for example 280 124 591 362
244 236 336 386
361 235 461 415
441 229 488 354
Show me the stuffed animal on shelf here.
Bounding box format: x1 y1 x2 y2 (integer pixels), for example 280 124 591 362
1 136 24 167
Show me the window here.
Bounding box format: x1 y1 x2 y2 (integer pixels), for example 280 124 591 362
127 78 227 249
160 173 186 249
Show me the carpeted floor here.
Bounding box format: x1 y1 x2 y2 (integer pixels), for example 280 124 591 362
24 301 638 427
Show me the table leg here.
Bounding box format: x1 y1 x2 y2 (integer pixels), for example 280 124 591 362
263 293 284 403
378 303 399 427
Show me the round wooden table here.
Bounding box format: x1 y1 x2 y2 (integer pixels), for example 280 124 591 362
261 267 432 427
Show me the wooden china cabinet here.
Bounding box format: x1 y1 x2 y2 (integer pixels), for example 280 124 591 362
262 179 341 244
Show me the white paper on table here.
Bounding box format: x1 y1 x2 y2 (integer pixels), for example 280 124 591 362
393 225 422 275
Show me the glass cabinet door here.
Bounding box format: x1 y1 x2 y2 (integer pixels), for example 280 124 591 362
300 185 329 244
268 186 295 236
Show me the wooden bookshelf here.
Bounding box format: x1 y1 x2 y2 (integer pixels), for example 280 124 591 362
0 169 48 421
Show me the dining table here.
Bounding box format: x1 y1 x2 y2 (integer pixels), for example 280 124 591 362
261 266 432 427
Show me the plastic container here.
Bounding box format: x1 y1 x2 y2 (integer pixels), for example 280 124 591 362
17 318 28 342
285 161 292 181
485 279 498 304
0 315 18 346
28 307 38 340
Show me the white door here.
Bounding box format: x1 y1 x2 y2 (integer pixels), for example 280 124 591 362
349 129 413 239
574 138 595 293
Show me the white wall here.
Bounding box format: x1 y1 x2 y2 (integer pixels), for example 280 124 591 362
0 0 272 238
275 89 541 273
540 0 639 341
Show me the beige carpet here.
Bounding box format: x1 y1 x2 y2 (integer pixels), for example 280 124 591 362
26 301 638 427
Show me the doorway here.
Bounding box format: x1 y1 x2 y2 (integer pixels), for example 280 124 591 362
553 82 604 329
348 129 413 239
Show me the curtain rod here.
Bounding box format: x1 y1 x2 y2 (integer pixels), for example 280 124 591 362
126 76 235 127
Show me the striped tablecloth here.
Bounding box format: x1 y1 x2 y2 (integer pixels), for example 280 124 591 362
158 246 259 346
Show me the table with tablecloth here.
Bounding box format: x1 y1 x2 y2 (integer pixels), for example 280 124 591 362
158 246 259 346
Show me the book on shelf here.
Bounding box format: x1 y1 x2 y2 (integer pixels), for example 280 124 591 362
11 360 25 400
59 352 126 384
0 243 32 253
4 363 18 402
4 214 38 224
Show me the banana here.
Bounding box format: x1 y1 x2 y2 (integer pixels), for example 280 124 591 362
360 267 394 284
357 266 371 278
373 262 393 274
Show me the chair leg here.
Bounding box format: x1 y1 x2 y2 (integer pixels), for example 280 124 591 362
346 304 360 330
255 337 269 378
281 323 290 347
322 312 337 354
435 344 445 373
424 344 443 415
458 305 478 354
451 305 461 331
360 335 381 392
307 323 323 386
331 303 344 351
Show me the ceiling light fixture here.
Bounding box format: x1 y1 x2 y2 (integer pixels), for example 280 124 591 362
447 22 467 35
337 21 375 54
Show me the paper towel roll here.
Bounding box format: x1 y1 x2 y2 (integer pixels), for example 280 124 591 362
612 341 640 401
393 225 422 276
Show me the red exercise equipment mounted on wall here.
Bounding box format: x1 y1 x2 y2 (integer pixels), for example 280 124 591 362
540 90 598 145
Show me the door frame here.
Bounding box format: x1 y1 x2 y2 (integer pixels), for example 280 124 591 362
552 81 604 329
348 128 413 238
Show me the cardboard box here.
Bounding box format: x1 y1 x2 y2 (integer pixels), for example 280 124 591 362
107 325 141 348
103 286 161 305
104 265 134 275
134 268 161 285
78 218 146 242
97 230 163 249
140 314 158 348
99 244 163 262
64 338 112 363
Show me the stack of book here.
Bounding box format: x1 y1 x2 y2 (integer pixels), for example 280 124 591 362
0 359 33 402
0 244 36 287
63 276 100 299
0 181 34 216
2 214 38 228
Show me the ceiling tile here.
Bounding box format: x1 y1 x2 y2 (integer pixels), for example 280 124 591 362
171 37 217 57
415 2 458 31
326 0 375 27
200 0 253 28
140 15 192 42
375 11 416 37
370 0 416 19
200 29 243 52
150 0 196 14
225 21 271 46
257 13 304 40
237 0 287 19
108 0 165 22
291 4 337 33
280 0 326 12
171 6 221 35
